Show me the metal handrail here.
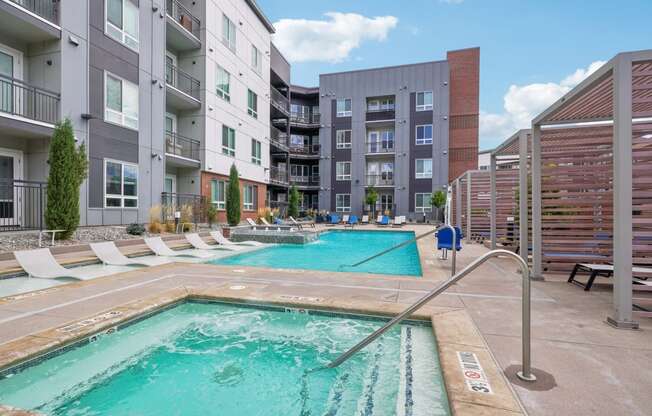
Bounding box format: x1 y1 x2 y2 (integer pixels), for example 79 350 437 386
324 249 537 382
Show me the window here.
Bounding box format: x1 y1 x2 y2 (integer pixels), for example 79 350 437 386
336 130 352 149
251 139 262 165
222 125 235 156
416 159 433 179
222 14 236 52
336 161 351 181
105 0 139 51
243 185 256 210
216 65 230 102
367 97 394 112
416 124 433 145
104 72 138 129
251 45 262 74
415 193 432 213
336 98 352 117
336 194 351 212
210 179 226 209
104 159 138 208
416 91 433 111
247 89 258 118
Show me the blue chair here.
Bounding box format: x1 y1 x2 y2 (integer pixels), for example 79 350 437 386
347 215 358 227
327 214 340 226
378 216 390 226
437 227 462 251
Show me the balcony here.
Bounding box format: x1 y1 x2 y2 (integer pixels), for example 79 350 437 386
365 141 395 155
269 166 288 186
166 0 201 51
270 126 289 152
366 107 395 122
165 63 201 110
289 144 320 158
290 112 320 128
290 175 320 188
0 0 60 42
270 86 289 117
165 131 200 167
0 74 60 136
365 174 394 187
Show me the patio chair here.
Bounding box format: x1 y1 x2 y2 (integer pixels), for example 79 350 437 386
378 216 390 227
346 215 358 227
14 248 90 280
376 215 383 224
437 227 463 251
392 216 404 227
246 218 258 227
361 215 369 225
209 230 266 247
90 242 172 267
260 218 272 226
342 215 349 224
326 214 340 226
144 237 214 258
185 233 240 251
289 216 316 229
568 263 652 291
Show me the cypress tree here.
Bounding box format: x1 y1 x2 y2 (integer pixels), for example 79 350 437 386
45 118 89 239
226 164 241 226
288 185 300 218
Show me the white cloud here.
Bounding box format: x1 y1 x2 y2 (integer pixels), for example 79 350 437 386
480 60 606 148
272 13 398 63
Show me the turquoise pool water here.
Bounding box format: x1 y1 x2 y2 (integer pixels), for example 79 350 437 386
0 302 449 415
212 230 422 276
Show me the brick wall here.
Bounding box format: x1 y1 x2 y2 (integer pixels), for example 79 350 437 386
447 48 480 182
200 171 267 224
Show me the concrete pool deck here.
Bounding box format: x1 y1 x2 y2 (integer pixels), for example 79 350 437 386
0 224 650 415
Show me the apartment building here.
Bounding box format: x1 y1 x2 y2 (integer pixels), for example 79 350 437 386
319 48 479 218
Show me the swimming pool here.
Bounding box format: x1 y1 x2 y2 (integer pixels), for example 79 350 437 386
0 302 449 415
212 230 422 276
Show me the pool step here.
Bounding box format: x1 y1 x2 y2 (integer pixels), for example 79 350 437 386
396 326 450 416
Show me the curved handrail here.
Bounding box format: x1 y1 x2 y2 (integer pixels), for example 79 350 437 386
324 249 537 382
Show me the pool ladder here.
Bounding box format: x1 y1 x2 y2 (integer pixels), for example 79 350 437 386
326 248 537 382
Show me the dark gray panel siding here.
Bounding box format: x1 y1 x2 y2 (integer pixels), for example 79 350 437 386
409 92 434 210
330 99 352 210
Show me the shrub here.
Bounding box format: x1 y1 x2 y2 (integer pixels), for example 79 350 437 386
148 205 163 233
288 185 300 218
226 164 241 226
365 187 379 216
257 207 272 224
126 223 145 235
45 119 89 239
206 203 218 226
179 203 193 232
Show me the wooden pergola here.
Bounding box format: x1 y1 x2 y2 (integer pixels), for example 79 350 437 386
530 50 652 328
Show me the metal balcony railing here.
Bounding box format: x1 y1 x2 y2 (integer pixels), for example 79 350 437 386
290 112 320 125
165 131 200 161
270 126 289 150
289 144 320 156
290 175 319 186
366 104 395 112
366 174 394 186
0 74 59 124
270 166 288 184
270 87 289 115
166 62 200 100
7 0 59 24
365 141 395 154
161 192 206 224
0 179 47 232
166 0 200 39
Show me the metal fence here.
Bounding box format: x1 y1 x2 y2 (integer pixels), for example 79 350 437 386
0 74 60 124
161 192 206 225
165 62 200 100
0 180 47 232
166 0 200 39
270 87 289 115
365 174 394 186
165 131 200 161
8 0 58 24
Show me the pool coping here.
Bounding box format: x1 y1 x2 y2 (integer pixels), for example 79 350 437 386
0 286 524 416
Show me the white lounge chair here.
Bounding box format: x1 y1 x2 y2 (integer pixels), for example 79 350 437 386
90 242 172 267
361 215 369 225
342 215 349 224
260 218 272 226
376 215 383 224
209 230 265 247
246 218 258 227
289 216 315 229
185 233 240 251
14 248 90 280
144 237 214 258
392 216 405 227
568 263 652 291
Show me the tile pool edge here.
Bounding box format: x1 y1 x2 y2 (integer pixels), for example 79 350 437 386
0 287 524 416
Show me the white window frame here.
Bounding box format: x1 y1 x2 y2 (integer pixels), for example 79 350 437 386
251 44 262 74
336 130 352 149
247 89 258 118
104 159 138 208
211 179 226 209
415 193 432 213
243 185 255 211
336 161 351 181
105 0 139 52
216 64 230 102
416 124 433 145
222 14 236 52
415 159 433 179
251 139 262 165
222 125 235 157
416 91 433 111
336 194 351 212
336 98 352 117
104 71 139 130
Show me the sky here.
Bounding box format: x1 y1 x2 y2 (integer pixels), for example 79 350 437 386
257 0 652 150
